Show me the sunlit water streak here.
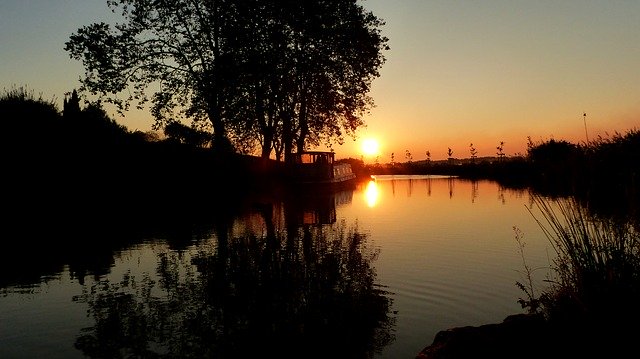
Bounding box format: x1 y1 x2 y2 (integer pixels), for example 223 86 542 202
0 176 553 359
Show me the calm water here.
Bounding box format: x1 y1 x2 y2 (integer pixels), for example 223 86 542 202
0 176 554 358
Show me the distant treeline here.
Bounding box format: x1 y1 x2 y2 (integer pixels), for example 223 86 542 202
368 130 639 220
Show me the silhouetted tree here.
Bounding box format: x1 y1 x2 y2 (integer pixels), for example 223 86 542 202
63 89 81 120
405 149 412 162
447 147 453 160
136 130 160 143
425 150 431 162
64 99 130 148
526 136 535 154
164 121 212 148
65 0 389 159
497 141 505 160
527 139 578 166
469 143 477 160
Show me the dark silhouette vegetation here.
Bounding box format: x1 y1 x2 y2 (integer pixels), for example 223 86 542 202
1 85 307 193
0 86 368 287
521 195 640 325
64 0 389 160
1 89 396 356
368 129 639 222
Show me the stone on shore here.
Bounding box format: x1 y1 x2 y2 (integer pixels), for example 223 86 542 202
415 314 552 359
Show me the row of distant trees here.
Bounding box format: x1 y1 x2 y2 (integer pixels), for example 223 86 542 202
368 128 639 217
391 141 506 164
64 0 389 161
370 129 639 182
383 141 507 165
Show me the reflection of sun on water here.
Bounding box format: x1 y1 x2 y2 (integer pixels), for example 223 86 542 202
365 180 379 207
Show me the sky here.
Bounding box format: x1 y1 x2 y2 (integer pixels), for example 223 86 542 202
1 0 638 161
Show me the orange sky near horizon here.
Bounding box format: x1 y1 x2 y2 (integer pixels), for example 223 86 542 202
1 0 638 161
336 0 640 162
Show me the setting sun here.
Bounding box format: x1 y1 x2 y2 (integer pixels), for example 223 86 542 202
361 138 380 157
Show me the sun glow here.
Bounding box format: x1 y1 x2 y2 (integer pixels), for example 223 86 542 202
365 180 379 207
361 138 380 157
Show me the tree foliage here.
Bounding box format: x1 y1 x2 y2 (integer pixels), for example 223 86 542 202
65 0 389 159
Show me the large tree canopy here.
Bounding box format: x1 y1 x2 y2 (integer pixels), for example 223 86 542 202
65 0 388 159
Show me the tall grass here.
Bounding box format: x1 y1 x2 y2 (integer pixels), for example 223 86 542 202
0 85 58 111
523 194 640 324
1 85 61 146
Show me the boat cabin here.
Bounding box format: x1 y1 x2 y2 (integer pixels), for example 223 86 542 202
288 151 355 184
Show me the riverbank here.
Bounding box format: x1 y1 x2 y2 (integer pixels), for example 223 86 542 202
416 312 636 358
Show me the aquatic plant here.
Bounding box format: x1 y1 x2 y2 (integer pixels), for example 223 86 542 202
513 225 546 314
520 194 640 324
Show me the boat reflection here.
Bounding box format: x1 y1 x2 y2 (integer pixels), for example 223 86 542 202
283 187 353 226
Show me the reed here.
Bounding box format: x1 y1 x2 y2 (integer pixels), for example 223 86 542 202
524 194 640 323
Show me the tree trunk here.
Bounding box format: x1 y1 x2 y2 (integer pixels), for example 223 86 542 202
261 129 273 159
255 82 273 159
282 110 294 163
296 89 308 153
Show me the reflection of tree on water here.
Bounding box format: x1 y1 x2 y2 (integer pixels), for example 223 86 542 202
497 185 507 205
471 179 478 203
73 219 396 358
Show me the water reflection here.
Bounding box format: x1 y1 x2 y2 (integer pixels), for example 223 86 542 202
73 219 396 358
369 175 526 206
282 189 352 226
365 180 379 208
0 187 355 291
5 176 633 358
471 180 479 203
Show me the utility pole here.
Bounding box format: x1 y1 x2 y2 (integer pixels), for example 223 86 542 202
583 112 589 144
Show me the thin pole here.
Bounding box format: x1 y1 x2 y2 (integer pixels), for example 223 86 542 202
583 112 589 144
